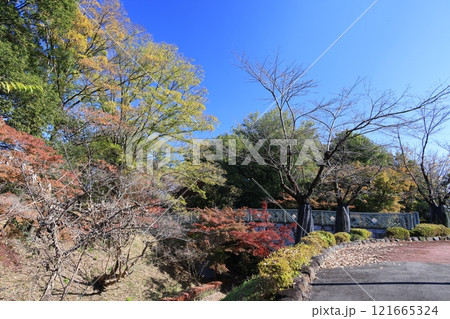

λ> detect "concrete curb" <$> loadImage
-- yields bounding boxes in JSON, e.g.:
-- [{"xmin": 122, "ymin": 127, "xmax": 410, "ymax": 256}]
[{"xmin": 276, "ymin": 235, "xmax": 450, "ymax": 301}]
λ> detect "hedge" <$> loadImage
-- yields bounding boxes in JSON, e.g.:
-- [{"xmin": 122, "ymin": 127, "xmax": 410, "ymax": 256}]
[
  {"xmin": 301, "ymin": 231, "xmax": 336, "ymax": 248},
  {"xmin": 334, "ymin": 232, "xmax": 351, "ymax": 244},
  {"xmin": 258, "ymin": 243, "xmax": 321, "ymax": 295},
  {"xmin": 385, "ymin": 227, "xmax": 410, "ymax": 240},
  {"xmin": 410, "ymin": 223, "xmax": 450, "ymax": 237},
  {"xmin": 226, "ymin": 227, "xmax": 404, "ymax": 300},
  {"xmin": 226, "ymin": 231, "xmax": 335, "ymax": 300},
  {"xmin": 350, "ymin": 228, "xmax": 372, "ymax": 241}
]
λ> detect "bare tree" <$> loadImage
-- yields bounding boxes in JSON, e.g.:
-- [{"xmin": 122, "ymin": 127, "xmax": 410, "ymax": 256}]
[
  {"xmin": 10, "ymin": 147, "xmax": 194, "ymax": 300},
  {"xmin": 239, "ymin": 54, "xmax": 450, "ymax": 242},
  {"xmin": 398, "ymin": 102, "xmax": 450, "ymax": 226}
]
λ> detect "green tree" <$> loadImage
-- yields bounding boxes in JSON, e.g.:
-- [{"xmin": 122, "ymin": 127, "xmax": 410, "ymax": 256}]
[
  {"xmin": 320, "ymin": 133, "xmax": 392, "ymax": 232},
  {"xmin": 58, "ymin": 0, "xmax": 224, "ymax": 200},
  {"xmin": 0, "ymin": 0, "xmax": 77, "ymax": 136}
]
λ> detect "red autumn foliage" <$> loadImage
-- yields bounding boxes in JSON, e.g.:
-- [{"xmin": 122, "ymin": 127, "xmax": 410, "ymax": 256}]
[
  {"xmin": 0, "ymin": 117, "xmax": 80, "ymax": 197},
  {"xmin": 70, "ymin": 107, "xmax": 125, "ymax": 137},
  {"xmin": 0, "ymin": 117, "xmax": 62, "ymax": 180},
  {"xmin": 189, "ymin": 204, "xmax": 294, "ymax": 274},
  {"xmin": 232, "ymin": 208, "xmax": 294, "ymax": 257}
]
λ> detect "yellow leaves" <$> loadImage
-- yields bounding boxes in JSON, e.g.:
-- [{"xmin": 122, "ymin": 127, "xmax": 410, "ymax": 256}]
[
  {"xmin": 65, "ymin": 9, "xmax": 99, "ymax": 55},
  {"xmin": 70, "ymin": 0, "xmax": 217, "ymax": 185},
  {"xmin": 369, "ymin": 167, "xmax": 417, "ymax": 212},
  {"xmin": 100, "ymin": 82, "xmax": 121, "ymax": 94},
  {"xmin": 374, "ymin": 168, "xmax": 411, "ymax": 194},
  {"xmin": 101, "ymin": 101, "xmax": 117, "ymax": 114},
  {"xmin": 73, "ymin": 10, "xmax": 94, "ymax": 34},
  {"xmin": 140, "ymin": 51, "xmax": 163, "ymax": 65},
  {"xmin": 168, "ymin": 90, "xmax": 183, "ymax": 102},
  {"xmin": 79, "ymin": 57, "xmax": 100, "ymax": 70}
]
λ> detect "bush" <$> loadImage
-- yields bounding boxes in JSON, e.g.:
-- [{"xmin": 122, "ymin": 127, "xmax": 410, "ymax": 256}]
[
  {"xmin": 258, "ymin": 255, "xmax": 294, "ymax": 293},
  {"xmin": 301, "ymin": 231, "xmax": 336, "ymax": 248},
  {"xmin": 350, "ymin": 234, "xmax": 364, "ymax": 241},
  {"xmin": 350, "ymin": 228, "xmax": 372, "ymax": 240},
  {"xmin": 257, "ymin": 243, "xmax": 321, "ymax": 295},
  {"xmin": 230, "ymin": 231, "xmax": 340, "ymax": 300},
  {"xmin": 385, "ymin": 227, "xmax": 410, "ymax": 240},
  {"xmin": 3, "ymin": 217, "xmax": 35, "ymax": 238},
  {"xmin": 230, "ymin": 231, "xmax": 339, "ymax": 300},
  {"xmin": 273, "ymin": 244, "xmax": 320, "ymax": 274},
  {"xmin": 410, "ymin": 223, "xmax": 450, "ymax": 237},
  {"xmin": 222, "ymin": 276, "xmax": 269, "ymax": 301},
  {"xmin": 334, "ymin": 232, "xmax": 351, "ymax": 244},
  {"xmin": 189, "ymin": 207, "xmax": 293, "ymax": 278}
]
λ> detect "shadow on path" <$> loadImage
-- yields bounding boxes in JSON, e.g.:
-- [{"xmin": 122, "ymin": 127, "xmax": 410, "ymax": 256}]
[{"xmin": 313, "ymin": 281, "xmax": 450, "ymax": 286}]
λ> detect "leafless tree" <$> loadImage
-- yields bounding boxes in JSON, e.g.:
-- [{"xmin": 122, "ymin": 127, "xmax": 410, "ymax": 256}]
[
  {"xmin": 239, "ymin": 54, "xmax": 450, "ymax": 242},
  {"xmin": 14, "ymin": 151, "xmax": 192, "ymax": 300},
  {"xmin": 397, "ymin": 101, "xmax": 450, "ymax": 226}
]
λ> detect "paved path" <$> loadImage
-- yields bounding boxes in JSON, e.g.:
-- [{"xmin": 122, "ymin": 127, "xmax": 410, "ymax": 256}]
[{"xmin": 310, "ymin": 241, "xmax": 450, "ymax": 301}]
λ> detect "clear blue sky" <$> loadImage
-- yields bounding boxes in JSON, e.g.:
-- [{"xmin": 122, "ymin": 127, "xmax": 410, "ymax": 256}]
[{"xmin": 122, "ymin": 0, "xmax": 450, "ymax": 140}]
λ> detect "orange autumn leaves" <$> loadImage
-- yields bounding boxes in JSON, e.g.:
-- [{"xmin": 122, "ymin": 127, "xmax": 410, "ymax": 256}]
[{"xmin": 0, "ymin": 117, "xmax": 79, "ymax": 198}]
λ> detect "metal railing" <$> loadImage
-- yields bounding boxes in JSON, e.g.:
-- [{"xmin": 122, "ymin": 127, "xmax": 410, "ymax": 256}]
[
  {"xmin": 158, "ymin": 209, "xmax": 420, "ymax": 230},
  {"xmin": 245, "ymin": 209, "xmax": 420, "ymax": 230}
]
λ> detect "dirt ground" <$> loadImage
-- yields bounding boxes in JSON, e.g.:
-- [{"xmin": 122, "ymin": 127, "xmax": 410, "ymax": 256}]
[{"xmin": 0, "ymin": 237, "xmax": 186, "ymax": 301}]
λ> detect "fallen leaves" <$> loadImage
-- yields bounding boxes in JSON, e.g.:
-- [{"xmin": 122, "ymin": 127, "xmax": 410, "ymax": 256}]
[{"xmin": 321, "ymin": 242, "xmax": 400, "ymax": 269}]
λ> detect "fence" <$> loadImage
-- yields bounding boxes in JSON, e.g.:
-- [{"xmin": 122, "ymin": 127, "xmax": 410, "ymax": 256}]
[
  {"xmin": 161, "ymin": 209, "xmax": 420, "ymax": 230},
  {"xmin": 244, "ymin": 209, "xmax": 420, "ymax": 230}
]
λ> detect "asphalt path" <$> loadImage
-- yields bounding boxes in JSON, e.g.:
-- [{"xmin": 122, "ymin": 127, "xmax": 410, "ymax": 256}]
[{"xmin": 310, "ymin": 242, "xmax": 450, "ymax": 301}]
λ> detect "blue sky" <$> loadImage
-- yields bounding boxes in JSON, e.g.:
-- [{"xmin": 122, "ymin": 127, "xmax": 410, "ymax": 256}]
[{"xmin": 122, "ymin": 0, "xmax": 450, "ymax": 141}]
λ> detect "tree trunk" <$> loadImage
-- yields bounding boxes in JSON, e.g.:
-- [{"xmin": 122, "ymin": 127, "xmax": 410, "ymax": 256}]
[
  {"xmin": 335, "ymin": 203, "xmax": 351, "ymax": 233},
  {"xmin": 430, "ymin": 204, "xmax": 448, "ymax": 226},
  {"xmin": 294, "ymin": 201, "xmax": 314, "ymax": 244}
]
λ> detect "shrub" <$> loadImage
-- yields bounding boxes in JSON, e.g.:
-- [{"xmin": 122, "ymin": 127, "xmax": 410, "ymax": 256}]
[
  {"xmin": 350, "ymin": 228, "xmax": 372, "ymax": 240},
  {"xmin": 222, "ymin": 276, "xmax": 269, "ymax": 301},
  {"xmin": 189, "ymin": 207, "xmax": 294, "ymax": 277},
  {"xmin": 258, "ymin": 255, "xmax": 294, "ymax": 293},
  {"xmin": 334, "ymin": 232, "xmax": 351, "ymax": 244},
  {"xmin": 231, "ymin": 231, "xmax": 339, "ymax": 300},
  {"xmin": 274, "ymin": 244, "xmax": 320, "ymax": 274},
  {"xmin": 257, "ymin": 243, "xmax": 321, "ymax": 295},
  {"xmin": 385, "ymin": 227, "xmax": 410, "ymax": 240},
  {"xmin": 350, "ymin": 233, "xmax": 364, "ymax": 241},
  {"xmin": 301, "ymin": 231, "xmax": 336, "ymax": 248},
  {"xmin": 410, "ymin": 223, "xmax": 450, "ymax": 237}
]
